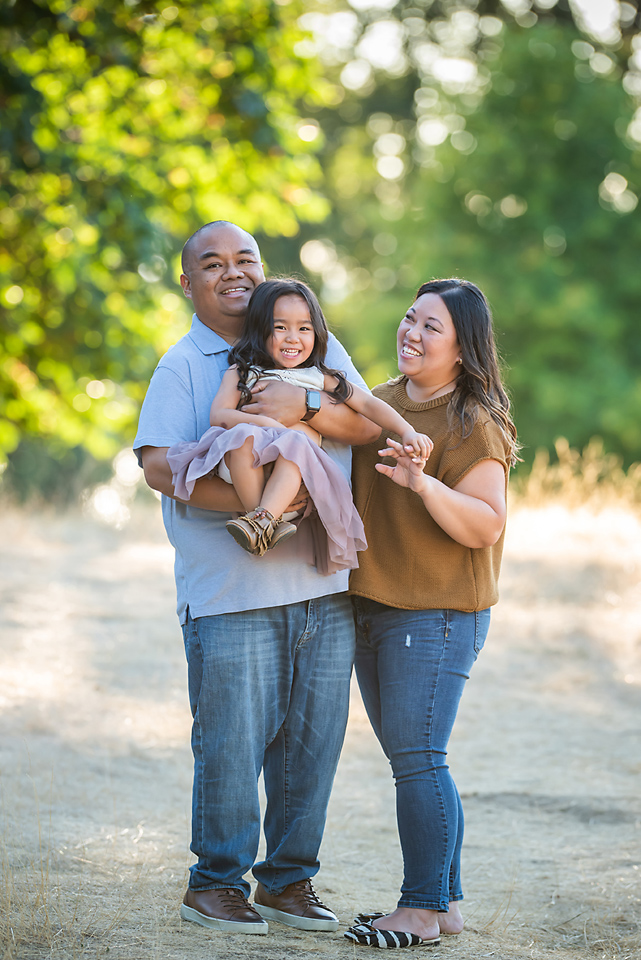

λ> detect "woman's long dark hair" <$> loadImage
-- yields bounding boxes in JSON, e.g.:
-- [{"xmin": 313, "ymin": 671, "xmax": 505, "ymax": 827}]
[
  {"xmin": 228, "ymin": 278, "xmax": 352, "ymax": 407},
  {"xmin": 413, "ymin": 279, "xmax": 520, "ymax": 466}
]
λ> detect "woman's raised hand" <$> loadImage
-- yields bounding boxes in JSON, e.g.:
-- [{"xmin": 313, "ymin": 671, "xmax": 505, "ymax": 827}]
[{"xmin": 376, "ymin": 436, "xmax": 430, "ymax": 491}]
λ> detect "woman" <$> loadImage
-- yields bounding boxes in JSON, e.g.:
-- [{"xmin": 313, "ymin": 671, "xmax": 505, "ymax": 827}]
[{"xmin": 346, "ymin": 279, "xmax": 519, "ymax": 948}]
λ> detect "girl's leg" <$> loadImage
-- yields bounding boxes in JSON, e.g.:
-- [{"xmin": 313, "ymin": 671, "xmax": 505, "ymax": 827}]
[
  {"xmin": 226, "ymin": 437, "xmax": 266, "ymax": 511},
  {"xmin": 354, "ymin": 600, "xmax": 490, "ymax": 938},
  {"xmin": 227, "ymin": 439, "xmax": 303, "ymax": 519},
  {"xmin": 259, "ymin": 456, "xmax": 303, "ymax": 519},
  {"xmin": 288, "ymin": 422, "xmax": 322, "ymax": 446}
]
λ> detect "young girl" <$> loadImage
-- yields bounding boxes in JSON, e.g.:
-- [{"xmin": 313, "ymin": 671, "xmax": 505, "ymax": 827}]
[{"xmin": 167, "ymin": 278, "xmax": 432, "ymax": 572}]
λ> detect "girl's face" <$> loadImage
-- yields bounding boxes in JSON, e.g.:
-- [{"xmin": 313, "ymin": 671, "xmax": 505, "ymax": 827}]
[
  {"xmin": 397, "ymin": 292, "xmax": 461, "ymax": 390},
  {"xmin": 266, "ymin": 295, "xmax": 316, "ymax": 368}
]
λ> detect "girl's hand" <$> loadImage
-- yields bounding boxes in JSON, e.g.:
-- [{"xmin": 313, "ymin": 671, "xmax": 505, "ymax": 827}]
[
  {"xmin": 400, "ymin": 429, "xmax": 433, "ymax": 464},
  {"xmin": 376, "ymin": 437, "xmax": 429, "ymax": 493}
]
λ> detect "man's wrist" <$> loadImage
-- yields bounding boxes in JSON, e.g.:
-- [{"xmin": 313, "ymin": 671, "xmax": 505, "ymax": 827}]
[{"xmin": 301, "ymin": 389, "xmax": 322, "ymax": 422}]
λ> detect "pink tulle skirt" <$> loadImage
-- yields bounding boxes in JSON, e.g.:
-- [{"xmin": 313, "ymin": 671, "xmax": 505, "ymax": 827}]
[{"xmin": 166, "ymin": 424, "xmax": 367, "ymax": 574}]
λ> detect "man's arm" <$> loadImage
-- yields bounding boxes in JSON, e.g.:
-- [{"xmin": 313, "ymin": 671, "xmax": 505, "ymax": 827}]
[
  {"xmin": 141, "ymin": 446, "xmax": 243, "ymax": 512},
  {"xmin": 210, "ymin": 368, "xmax": 284, "ymax": 431},
  {"xmin": 245, "ymin": 380, "xmax": 380, "ymax": 445}
]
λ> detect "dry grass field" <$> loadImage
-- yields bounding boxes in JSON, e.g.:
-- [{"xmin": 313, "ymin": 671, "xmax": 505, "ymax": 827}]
[{"xmin": 1, "ymin": 492, "xmax": 640, "ymax": 959}]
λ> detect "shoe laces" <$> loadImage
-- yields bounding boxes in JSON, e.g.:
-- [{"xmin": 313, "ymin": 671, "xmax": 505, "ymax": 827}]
[
  {"xmin": 291, "ymin": 879, "xmax": 324, "ymax": 905},
  {"xmin": 252, "ymin": 507, "xmax": 276, "ymax": 523},
  {"xmin": 219, "ymin": 887, "xmax": 252, "ymax": 909},
  {"xmin": 241, "ymin": 510, "xmax": 276, "ymax": 556}
]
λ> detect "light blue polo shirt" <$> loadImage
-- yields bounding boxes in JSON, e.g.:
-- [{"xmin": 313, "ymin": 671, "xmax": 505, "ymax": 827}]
[{"xmin": 134, "ymin": 314, "xmax": 368, "ymax": 623}]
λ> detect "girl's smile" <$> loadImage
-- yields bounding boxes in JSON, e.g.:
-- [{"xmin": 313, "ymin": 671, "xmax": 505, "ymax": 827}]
[{"xmin": 267, "ymin": 295, "xmax": 316, "ymax": 369}]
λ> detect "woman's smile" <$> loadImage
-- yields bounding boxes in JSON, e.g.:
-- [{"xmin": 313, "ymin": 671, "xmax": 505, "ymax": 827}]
[
  {"xmin": 397, "ymin": 292, "xmax": 461, "ymax": 400},
  {"xmin": 400, "ymin": 342, "xmax": 422, "ymax": 359}
]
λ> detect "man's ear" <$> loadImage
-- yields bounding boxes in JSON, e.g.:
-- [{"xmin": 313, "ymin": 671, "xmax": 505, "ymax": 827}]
[{"xmin": 180, "ymin": 273, "xmax": 192, "ymax": 300}]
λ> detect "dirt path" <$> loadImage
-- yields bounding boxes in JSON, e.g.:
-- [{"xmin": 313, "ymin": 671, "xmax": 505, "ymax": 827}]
[{"xmin": 1, "ymin": 501, "xmax": 640, "ymax": 960}]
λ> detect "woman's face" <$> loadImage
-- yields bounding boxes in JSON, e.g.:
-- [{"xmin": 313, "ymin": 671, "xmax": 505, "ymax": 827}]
[{"xmin": 397, "ymin": 292, "xmax": 461, "ymax": 389}]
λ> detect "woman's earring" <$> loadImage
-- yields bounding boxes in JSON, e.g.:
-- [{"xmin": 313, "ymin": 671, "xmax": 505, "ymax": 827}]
[{"xmin": 457, "ymin": 357, "xmax": 463, "ymax": 365}]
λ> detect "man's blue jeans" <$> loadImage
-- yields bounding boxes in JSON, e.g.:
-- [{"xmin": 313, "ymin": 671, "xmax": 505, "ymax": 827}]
[
  {"xmin": 181, "ymin": 593, "xmax": 355, "ymax": 896},
  {"xmin": 353, "ymin": 598, "xmax": 490, "ymax": 911}
]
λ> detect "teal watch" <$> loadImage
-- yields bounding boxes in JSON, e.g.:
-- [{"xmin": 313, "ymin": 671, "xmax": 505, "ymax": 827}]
[{"xmin": 301, "ymin": 389, "xmax": 322, "ymax": 422}]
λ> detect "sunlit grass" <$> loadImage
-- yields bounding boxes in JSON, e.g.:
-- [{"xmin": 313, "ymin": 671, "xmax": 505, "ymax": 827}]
[
  {"xmin": 511, "ymin": 437, "xmax": 641, "ymax": 511},
  {"xmin": 1, "ymin": 476, "xmax": 640, "ymax": 958}
]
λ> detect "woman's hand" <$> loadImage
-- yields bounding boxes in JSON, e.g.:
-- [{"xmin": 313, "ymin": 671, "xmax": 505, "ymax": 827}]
[
  {"xmin": 375, "ymin": 437, "xmax": 428, "ymax": 493},
  {"xmin": 377, "ymin": 442, "xmax": 507, "ymax": 548}
]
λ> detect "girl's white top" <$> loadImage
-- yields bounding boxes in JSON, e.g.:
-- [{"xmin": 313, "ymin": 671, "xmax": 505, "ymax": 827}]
[{"xmin": 245, "ymin": 366, "xmax": 325, "ymax": 391}]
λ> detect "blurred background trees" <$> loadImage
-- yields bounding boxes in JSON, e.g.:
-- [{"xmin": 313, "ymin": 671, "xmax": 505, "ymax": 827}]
[{"xmin": 1, "ymin": 0, "xmax": 641, "ymax": 500}]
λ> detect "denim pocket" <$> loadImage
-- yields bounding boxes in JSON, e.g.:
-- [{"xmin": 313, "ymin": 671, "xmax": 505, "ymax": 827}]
[
  {"xmin": 352, "ymin": 596, "xmax": 372, "ymax": 648},
  {"xmin": 473, "ymin": 608, "xmax": 491, "ymax": 656}
]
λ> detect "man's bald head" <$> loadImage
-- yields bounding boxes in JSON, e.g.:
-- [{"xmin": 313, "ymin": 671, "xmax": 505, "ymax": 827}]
[
  {"xmin": 179, "ymin": 220, "xmax": 265, "ymax": 339},
  {"xmin": 181, "ymin": 221, "xmax": 260, "ymax": 274}
]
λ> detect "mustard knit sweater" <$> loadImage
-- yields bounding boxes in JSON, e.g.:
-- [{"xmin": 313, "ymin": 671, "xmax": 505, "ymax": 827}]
[{"xmin": 350, "ymin": 379, "xmax": 510, "ymax": 612}]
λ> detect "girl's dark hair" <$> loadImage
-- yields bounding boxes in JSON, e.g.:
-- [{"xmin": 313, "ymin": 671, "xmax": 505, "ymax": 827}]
[
  {"xmin": 413, "ymin": 279, "xmax": 520, "ymax": 466},
  {"xmin": 228, "ymin": 278, "xmax": 352, "ymax": 406}
]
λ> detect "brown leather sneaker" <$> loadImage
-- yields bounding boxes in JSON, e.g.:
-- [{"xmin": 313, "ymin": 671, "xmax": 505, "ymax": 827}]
[
  {"xmin": 180, "ymin": 887, "xmax": 269, "ymax": 934},
  {"xmin": 254, "ymin": 879, "xmax": 339, "ymax": 931}
]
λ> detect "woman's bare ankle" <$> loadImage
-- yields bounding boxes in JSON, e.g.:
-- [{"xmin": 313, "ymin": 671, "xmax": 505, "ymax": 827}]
[
  {"xmin": 438, "ymin": 901, "xmax": 464, "ymax": 935},
  {"xmin": 372, "ymin": 907, "xmax": 440, "ymax": 940}
]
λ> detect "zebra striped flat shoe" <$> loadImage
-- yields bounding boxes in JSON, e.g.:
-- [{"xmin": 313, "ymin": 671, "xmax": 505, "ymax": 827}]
[{"xmin": 344, "ymin": 919, "xmax": 440, "ymax": 948}]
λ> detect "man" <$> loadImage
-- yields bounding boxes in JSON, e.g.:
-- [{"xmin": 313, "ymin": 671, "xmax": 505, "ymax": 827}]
[{"xmin": 135, "ymin": 221, "xmax": 377, "ymax": 935}]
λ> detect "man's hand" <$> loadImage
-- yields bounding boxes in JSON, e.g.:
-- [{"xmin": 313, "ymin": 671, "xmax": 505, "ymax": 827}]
[
  {"xmin": 243, "ymin": 380, "xmax": 306, "ymax": 427},
  {"xmin": 287, "ymin": 483, "xmax": 310, "ymax": 515},
  {"xmin": 245, "ymin": 380, "xmax": 379, "ymax": 445}
]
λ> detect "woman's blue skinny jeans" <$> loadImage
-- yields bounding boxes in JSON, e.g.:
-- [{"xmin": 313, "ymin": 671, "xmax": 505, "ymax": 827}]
[{"xmin": 353, "ymin": 598, "xmax": 490, "ymax": 912}]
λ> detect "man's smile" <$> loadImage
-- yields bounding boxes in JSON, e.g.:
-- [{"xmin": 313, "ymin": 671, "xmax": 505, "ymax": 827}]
[{"xmin": 220, "ymin": 286, "xmax": 249, "ymax": 297}]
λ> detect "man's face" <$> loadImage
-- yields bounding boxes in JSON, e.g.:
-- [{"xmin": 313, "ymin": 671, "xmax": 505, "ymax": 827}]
[{"xmin": 180, "ymin": 224, "xmax": 265, "ymax": 335}]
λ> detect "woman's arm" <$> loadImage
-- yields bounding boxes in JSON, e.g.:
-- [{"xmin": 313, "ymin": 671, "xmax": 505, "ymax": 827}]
[
  {"xmin": 210, "ymin": 367, "xmax": 284, "ymax": 431},
  {"xmin": 330, "ymin": 379, "xmax": 433, "ymax": 461},
  {"xmin": 376, "ymin": 439, "xmax": 507, "ymax": 549}
]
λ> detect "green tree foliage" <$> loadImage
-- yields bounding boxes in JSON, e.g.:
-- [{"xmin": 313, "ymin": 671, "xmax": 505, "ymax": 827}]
[
  {"xmin": 282, "ymin": 4, "xmax": 641, "ymax": 463},
  {"xmin": 0, "ymin": 0, "xmax": 332, "ymax": 468},
  {"xmin": 3, "ymin": 0, "xmax": 641, "ymax": 494}
]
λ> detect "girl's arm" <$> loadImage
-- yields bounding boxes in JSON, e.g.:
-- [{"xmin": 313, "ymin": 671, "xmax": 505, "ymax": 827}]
[
  {"xmin": 325, "ymin": 377, "xmax": 433, "ymax": 462},
  {"xmin": 243, "ymin": 380, "xmax": 380, "ymax": 444},
  {"xmin": 210, "ymin": 368, "xmax": 284, "ymax": 431},
  {"xmin": 376, "ymin": 438, "xmax": 507, "ymax": 549}
]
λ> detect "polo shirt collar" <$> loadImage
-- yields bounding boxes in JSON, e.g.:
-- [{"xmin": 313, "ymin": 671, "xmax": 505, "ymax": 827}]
[{"xmin": 187, "ymin": 314, "xmax": 232, "ymax": 355}]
